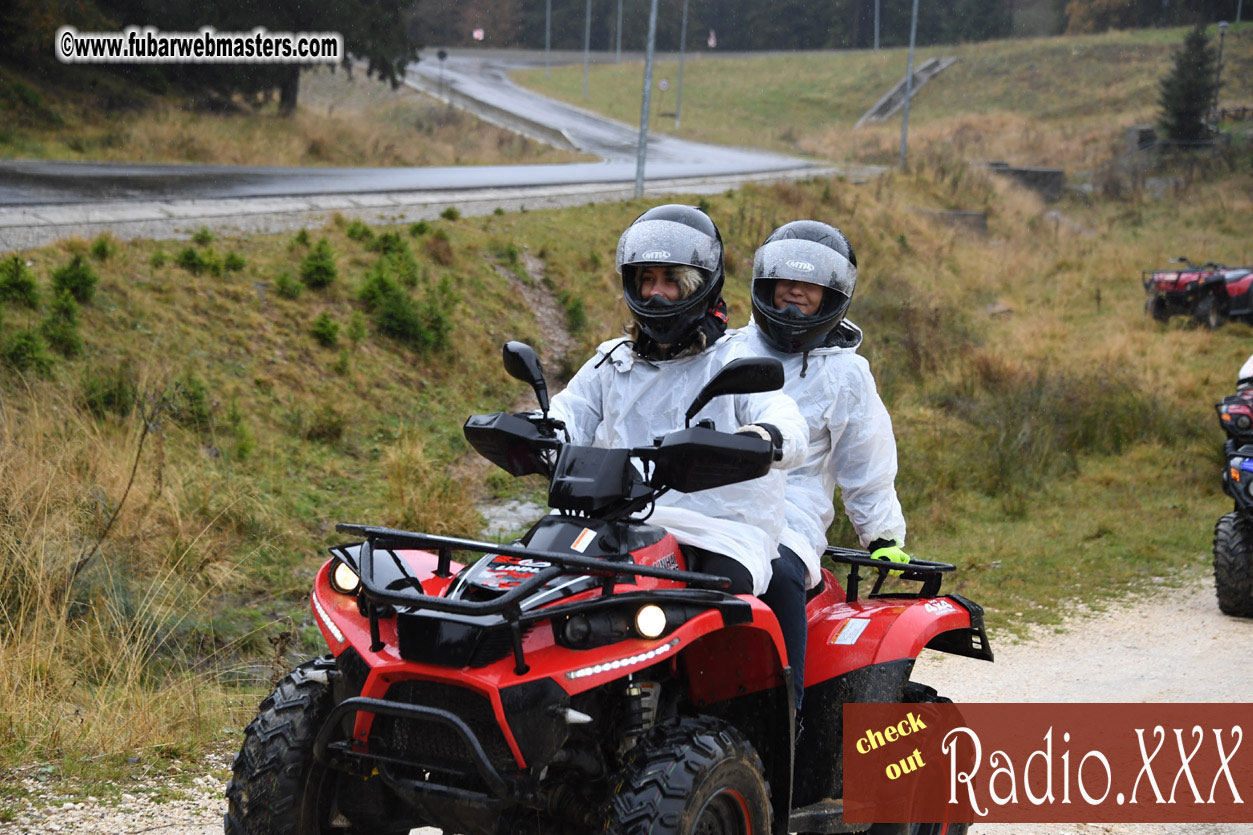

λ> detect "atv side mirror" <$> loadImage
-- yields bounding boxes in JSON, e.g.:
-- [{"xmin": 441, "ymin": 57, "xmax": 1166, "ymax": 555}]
[
  {"xmin": 685, "ymin": 357, "xmax": 785, "ymax": 426},
  {"xmin": 502, "ymin": 341, "xmax": 549, "ymax": 415}
]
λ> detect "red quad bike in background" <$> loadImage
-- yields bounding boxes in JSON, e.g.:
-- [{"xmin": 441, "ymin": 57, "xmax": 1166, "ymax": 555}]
[
  {"xmin": 1143, "ymin": 255, "xmax": 1253, "ymax": 329},
  {"xmin": 226, "ymin": 342, "xmax": 993, "ymax": 835},
  {"xmin": 1214, "ymin": 387, "xmax": 1253, "ymax": 617}
]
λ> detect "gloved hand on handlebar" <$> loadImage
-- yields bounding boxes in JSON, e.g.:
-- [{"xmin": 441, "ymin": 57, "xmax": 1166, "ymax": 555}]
[
  {"xmin": 514, "ymin": 410, "xmax": 566, "ymax": 439},
  {"xmin": 868, "ymin": 539, "xmax": 911, "ymax": 578},
  {"xmin": 735, "ymin": 422, "xmax": 784, "ymax": 461}
]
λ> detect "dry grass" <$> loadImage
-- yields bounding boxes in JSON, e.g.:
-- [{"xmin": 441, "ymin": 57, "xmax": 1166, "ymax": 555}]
[{"xmin": 0, "ymin": 64, "xmax": 586, "ymax": 167}]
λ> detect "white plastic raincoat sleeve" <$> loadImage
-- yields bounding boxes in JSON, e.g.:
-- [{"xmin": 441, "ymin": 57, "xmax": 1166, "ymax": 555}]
[
  {"xmin": 547, "ymin": 353, "xmax": 606, "ymax": 446},
  {"xmin": 735, "ymin": 388, "xmax": 808, "ymax": 471},
  {"xmin": 1240, "ymin": 353, "xmax": 1253, "ymax": 387},
  {"xmin": 821, "ymin": 356, "xmax": 906, "ymax": 548}
]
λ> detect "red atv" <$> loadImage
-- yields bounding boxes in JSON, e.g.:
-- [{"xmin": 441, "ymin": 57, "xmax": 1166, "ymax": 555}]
[
  {"xmin": 1143, "ymin": 256, "xmax": 1253, "ymax": 329},
  {"xmin": 226, "ymin": 342, "xmax": 993, "ymax": 835},
  {"xmin": 1214, "ymin": 387, "xmax": 1253, "ymax": 617}
]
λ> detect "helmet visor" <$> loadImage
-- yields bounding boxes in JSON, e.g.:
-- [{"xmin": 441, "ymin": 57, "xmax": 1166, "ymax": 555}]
[
  {"xmin": 616, "ymin": 219, "xmax": 723, "ymax": 275},
  {"xmin": 752, "ymin": 238, "xmax": 856, "ymax": 296}
]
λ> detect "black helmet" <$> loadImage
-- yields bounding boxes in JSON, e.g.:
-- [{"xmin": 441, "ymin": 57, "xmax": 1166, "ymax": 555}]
[
  {"xmin": 751, "ymin": 220, "xmax": 858, "ymax": 353},
  {"xmin": 617, "ymin": 204, "xmax": 724, "ymax": 345}
]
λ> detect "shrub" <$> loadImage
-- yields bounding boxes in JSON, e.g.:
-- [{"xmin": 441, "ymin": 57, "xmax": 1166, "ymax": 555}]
[
  {"xmin": 303, "ymin": 404, "xmax": 345, "ymax": 443},
  {"xmin": 1, "ymin": 329, "xmax": 54, "ymax": 375},
  {"xmin": 425, "ymin": 228, "xmax": 454, "ymax": 266},
  {"xmin": 223, "ymin": 252, "xmax": 246, "ymax": 272},
  {"xmin": 51, "ymin": 254, "xmax": 99, "ymax": 304},
  {"xmin": 409, "ymin": 221, "xmax": 429, "ymax": 237},
  {"xmin": 493, "ymin": 207, "xmax": 505, "ymax": 216},
  {"xmin": 192, "ymin": 227, "xmax": 215, "ymax": 245},
  {"xmin": 346, "ymin": 311, "xmax": 368, "ymax": 345},
  {"xmin": 168, "ymin": 371, "xmax": 212, "ymax": 430},
  {"xmin": 1158, "ymin": 25, "xmax": 1219, "ymax": 143},
  {"xmin": 345, "ymin": 219, "xmax": 374, "ymax": 242},
  {"xmin": 300, "ymin": 239, "xmax": 337, "ymax": 289},
  {"xmin": 440, "ymin": 206, "xmax": 461, "ymax": 221},
  {"xmin": 0, "ymin": 255, "xmax": 39, "ymax": 308},
  {"xmin": 175, "ymin": 247, "xmax": 223, "ymax": 277},
  {"xmin": 562, "ymin": 292, "xmax": 586, "ymax": 335},
  {"xmin": 274, "ymin": 270, "xmax": 303, "ymax": 299},
  {"xmin": 150, "ymin": 250, "xmax": 167, "ymax": 269},
  {"xmin": 81, "ymin": 362, "xmax": 138, "ymax": 418},
  {"xmin": 41, "ymin": 291, "xmax": 83, "ymax": 356},
  {"xmin": 292, "ymin": 228, "xmax": 311, "ymax": 247},
  {"xmin": 358, "ymin": 263, "xmax": 449, "ymax": 352},
  {"xmin": 697, "ymin": 197, "xmax": 712, "ymax": 214},
  {"xmin": 90, "ymin": 234, "xmax": 117, "ymax": 261},
  {"xmin": 332, "ymin": 349, "xmax": 350, "ymax": 376},
  {"xmin": 310, "ymin": 312, "xmax": 340, "ymax": 347},
  {"xmin": 368, "ymin": 231, "xmax": 407, "ymax": 256}
]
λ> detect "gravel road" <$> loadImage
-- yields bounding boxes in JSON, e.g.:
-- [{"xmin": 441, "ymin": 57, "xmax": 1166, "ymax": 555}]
[{"xmin": 5, "ymin": 574, "xmax": 1249, "ymax": 835}]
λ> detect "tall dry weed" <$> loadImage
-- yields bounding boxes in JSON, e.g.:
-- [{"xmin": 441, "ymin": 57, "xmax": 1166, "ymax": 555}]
[{"xmin": 384, "ymin": 432, "xmax": 482, "ymax": 538}]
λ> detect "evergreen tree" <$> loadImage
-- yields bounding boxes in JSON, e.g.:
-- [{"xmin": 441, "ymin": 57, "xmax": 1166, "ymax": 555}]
[{"xmin": 1157, "ymin": 24, "xmax": 1219, "ymax": 142}]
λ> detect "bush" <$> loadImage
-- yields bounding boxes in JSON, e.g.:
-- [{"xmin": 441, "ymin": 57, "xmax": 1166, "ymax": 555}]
[
  {"xmin": 223, "ymin": 252, "xmax": 246, "ymax": 272},
  {"xmin": 150, "ymin": 250, "xmax": 167, "ymax": 269},
  {"xmin": 425, "ymin": 228, "xmax": 454, "ymax": 266},
  {"xmin": 561, "ymin": 292, "xmax": 586, "ymax": 335},
  {"xmin": 346, "ymin": 311, "xmax": 368, "ymax": 345},
  {"xmin": 303, "ymin": 404, "xmax": 345, "ymax": 443},
  {"xmin": 292, "ymin": 228, "xmax": 311, "ymax": 247},
  {"xmin": 90, "ymin": 234, "xmax": 117, "ymax": 261},
  {"xmin": 357, "ymin": 263, "xmax": 450, "ymax": 352},
  {"xmin": 81, "ymin": 362, "xmax": 138, "ymax": 418},
  {"xmin": 51, "ymin": 254, "xmax": 99, "ymax": 304},
  {"xmin": 440, "ymin": 206, "xmax": 461, "ymax": 221},
  {"xmin": 168, "ymin": 372, "xmax": 212, "ymax": 430},
  {"xmin": 1, "ymin": 329, "xmax": 54, "ymax": 375},
  {"xmin": 300, "ymin": 239, "xmax": 337, "ymax": 289},
  {"xmin": 368, "ymin": 231, "xmax": 406, "ymax": 256},
  {"xmin": 493, "ymin": 207, "xmax": 505, "ymax": 216},
  {"xmin": 41, "ymin": 291, "xmax": 83, "ymax": 357},
  {"xmin": 274, "ymin": 270, "xmax": 303, "ymax": 299},
  {"xmin": 310, "ymin": 312, "xmax": 340, "ymax": 347},
  {"xmin": 0, "ymin": 255, "xmax": 39, "ymax": 308},
  {"xmin": 409, "ymin": 221, "xmax": 429, "ymax": 237},
  {"xmin": 192, "ymin": 227, "xmax": 215, "ymax": 245},
  {"xmin": 345, "ymin": 219, "xmax": 374, "ymax": 242},
  {"xmin": 175, "ymin": 247, "xmax": 223, "ymax": 277}
]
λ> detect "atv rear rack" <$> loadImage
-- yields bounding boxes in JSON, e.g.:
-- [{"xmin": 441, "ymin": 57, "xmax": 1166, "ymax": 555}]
[{"xmin": 824, "ymin": 546, "xmax": 955, "ymax": 602}]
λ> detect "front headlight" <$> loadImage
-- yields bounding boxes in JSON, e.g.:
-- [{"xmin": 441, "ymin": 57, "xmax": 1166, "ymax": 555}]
[
  {"xmin": 330, "ymin": 561, "xmax": 361, "ymax": 595},
  {"xmin": 634, "ymin": 605, "xmax": 667, "ymax": 639}
]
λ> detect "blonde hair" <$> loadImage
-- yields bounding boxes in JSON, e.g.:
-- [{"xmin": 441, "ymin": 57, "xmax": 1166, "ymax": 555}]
[{"xmin": 630, "ymin": 264, "xmax": 705, "ymax": 299}]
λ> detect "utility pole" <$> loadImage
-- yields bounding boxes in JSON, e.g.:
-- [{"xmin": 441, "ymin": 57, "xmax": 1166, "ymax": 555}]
[
  {"xmin": 898, "ymin": 0, "xmax": 919, "ymax": 168},
  {"xmin": 545, "ymin": 0, "xmax": 551, "ymax": 79},
  {"xmin": 583, "ymin": 0, "xmax": 593, "ymax": 98},
  {"xmin": 635, "ymin": 0, "xmax": 660, "ymax": 198},
  {"xmin": 675, "ymin": 0, "xmax": 689, "ymax": 130},
  {"xmin": 1213, "ymin": 21, "xmax": 1228, "ymax": 124},
  {"xmin": 875, "ymin": 0, "xmax": 880, "ymax": 51},
  {"xmin": 617, "ymin": 0, "xmax": 623, "ymax": 63}
]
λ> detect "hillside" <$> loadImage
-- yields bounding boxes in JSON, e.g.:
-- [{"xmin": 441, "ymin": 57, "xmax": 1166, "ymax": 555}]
[
  {"xmin": 0, "ymin": 62, "xmax": 585, "ymax": 167},
  {"xmin": 0, "ymin": 153, "xmax": 1250, "ymax": 792},
  {"xmin": 514, "ymin": 25, "xmax": 1253, "ymax": 169}
]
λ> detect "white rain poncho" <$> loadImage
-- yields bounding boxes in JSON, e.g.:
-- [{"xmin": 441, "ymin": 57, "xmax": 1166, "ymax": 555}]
[
  {"xmin": 548, "ymin": 334, "xmax": 808, "ymax": 594},
  {"xmin": 1240, "ymin": 354, "xmax": 1253, "ymax": 388},
  {"xmin": 738, "ymin": 321, "xmax": 905, "ymax": 588}
]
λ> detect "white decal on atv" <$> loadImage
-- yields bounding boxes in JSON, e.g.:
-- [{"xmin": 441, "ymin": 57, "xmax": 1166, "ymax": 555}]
[
  {"xmin": 640, "ymin": 249, "xmax": 671, "ymax": 261},
  {"xmin": 654, "ymin": 552, "xmax": 678, "ymax": 571},
  {"xmin": 830, "ymin": 618, "xmax": 870, "ymax": 646},
  {"xmin": 924, "ymin": 599, "xmax": 957, "ymax": 616},
  {"xmin": 786, "ymin": 259, "xmax": 815, "ymax": 272},
  {"xmin": 571, "ymin": 528, "xmax": 597, "ymax": 553}
]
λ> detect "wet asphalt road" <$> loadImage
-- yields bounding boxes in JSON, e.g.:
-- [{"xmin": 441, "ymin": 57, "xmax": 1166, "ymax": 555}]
[{"xmin": 0, "ymin": 50, "xmax": 816, "ymax": 207}]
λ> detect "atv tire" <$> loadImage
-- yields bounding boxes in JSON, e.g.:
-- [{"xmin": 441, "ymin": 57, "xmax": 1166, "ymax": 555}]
[
  {"xmin": 1148, "ymin": 295, "xmax": 1170, "ymax": 324},
  {"xmin": 607, "ymin": 716, "xmax": 771, "ymax": 835},
  {"xmin": 861, "ymin": 684, "xmax": 968, "ymax": 835},
  {"xmin": 1214, "ymin": 512, "xmax": 1253, "ymax": 618},
  {"xmin": 1194, "ymin": 294, "xmax": 1227, "ymax": 330},
  {"xmin": 224, "ymin": 656, "xmax": 410, "ymax": 835}
]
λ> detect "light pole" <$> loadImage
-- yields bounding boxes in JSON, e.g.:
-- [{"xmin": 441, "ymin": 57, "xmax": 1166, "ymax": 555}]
[
  {"xmin": 635, "ymin": 0, "xmax": 660, "ymax": 198},
  {"xmin": 675, "ymin": 0, "xmax": 689, "ymax": 130},
  {"xmin": 616, "ymin": 0, "xmax": 623, "ymax": 63},
  {"xmin": 1213, "ymin": 21, "xmax": 1228, "ymax": 125},
  {"xmin": 898, "ymin": 0, "xmax": 919, "ymax": 168},
  {"xmin": 583, "ymin": 0, "xmax": 592, "ymax": 99},
  {"xmin": 545, "ymin": 0, "xmax": 551, "ymax": 79},
  {"xmin": 875, "ymin": 0, "xmax": 880, "ymax": 51}
]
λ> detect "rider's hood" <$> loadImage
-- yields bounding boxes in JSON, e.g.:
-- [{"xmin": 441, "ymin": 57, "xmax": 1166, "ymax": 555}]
[{"xmin": 739, "ymin": 317, "xmax": 863, "ymax": 355}]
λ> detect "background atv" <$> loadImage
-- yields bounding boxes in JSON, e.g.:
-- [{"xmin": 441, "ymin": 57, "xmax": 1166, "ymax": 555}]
[
  {"xmin": 226, "ymin": 342, "xmax": 992, "ymax": 835},
  {"xmin": 1143, "ymin": 256, "xmax": 1253, "ymax": 329},
  {"xmin": 1214, "ymin": 389, "xmax": 1253, "ymax": 618}
]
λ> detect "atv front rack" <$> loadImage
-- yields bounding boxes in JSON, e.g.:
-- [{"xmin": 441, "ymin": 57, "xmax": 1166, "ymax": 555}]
[
  {"xmin": 824, "ymin": 546, "xmax": 955, "ymax": 602},
  {"xmin": 333, "ymin": 523, "xmax": 747, "ymax": 674}
]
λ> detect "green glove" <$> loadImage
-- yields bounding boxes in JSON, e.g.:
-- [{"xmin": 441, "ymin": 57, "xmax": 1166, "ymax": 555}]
[{"xmin": 870, "ymin": 544, "xmax": 911, "ymax": 577}]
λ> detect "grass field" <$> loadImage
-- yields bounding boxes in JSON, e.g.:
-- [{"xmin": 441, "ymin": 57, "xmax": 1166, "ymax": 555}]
[
  {"xmin": 515, "ymin": 25, "xmax": 1253, "ymax": 169},
  {"xmin": 0, "ymin": 63, "xmax": 587, "ymax": 167},
  {"xmin": 0, "ymin": 143, "xmax": 1250, "ymax": 795}
]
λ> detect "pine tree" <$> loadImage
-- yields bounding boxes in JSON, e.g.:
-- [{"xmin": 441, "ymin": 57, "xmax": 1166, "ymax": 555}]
[{"xmin": 1158, "ymin": 24, "xmax": 1219, "ymax": 143}]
